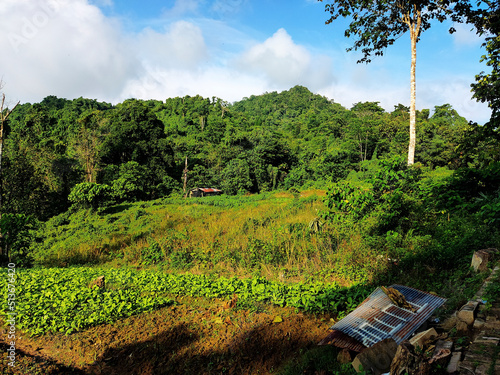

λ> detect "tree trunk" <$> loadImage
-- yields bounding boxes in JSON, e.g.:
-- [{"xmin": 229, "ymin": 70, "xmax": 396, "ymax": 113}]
[
  {"xmin": 408, "ymin": 29, "xmax": 417, "ymax": 166},
  {"xmin": 406, "ymin": 7, "xmax": 421, "ymax": 166},
  {"xmin": 182, "ymin": 156, "xmax": 188, "ymax": 198}
]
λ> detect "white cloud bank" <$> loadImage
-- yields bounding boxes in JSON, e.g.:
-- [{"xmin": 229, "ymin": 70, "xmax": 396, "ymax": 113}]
[
  {"xmin": 236, "ymin": 28, "xmax": 335, "ymax": 90},
  {"xmin": 1, "ymin": 0, "xmax": 138, "ymax": 101},
  {"xmin": 136, "ymin": 21, "xmax": 208, "ymax": 70},
  {"xmin": 0, "ymin": 0, "xmax": 491, "ymax": 124}
]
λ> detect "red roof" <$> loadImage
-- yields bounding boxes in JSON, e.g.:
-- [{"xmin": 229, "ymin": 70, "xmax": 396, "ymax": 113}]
[{"xmin": 198, "ymin": 188, "xmax": 222, "ymax": 193}]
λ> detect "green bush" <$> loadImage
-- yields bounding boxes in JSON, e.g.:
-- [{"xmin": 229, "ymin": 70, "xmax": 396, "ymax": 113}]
[
  {"xmin": 0, "ymin": 213, "xmax": 38, "ymax": 266},
  {"xmin": 141, "ymin": 238, "xmax": 164, "ymax": 265},
  {"xmin": 111, "ymin": 161, "xmax": 148, "ymax": 202},
  {"xmin": 220, "ymin": 158, "xmax": 253, "ymax": 195},
  {"xmin": 68, "ymin": 182, "xmax": 115, "ymax": 210},
  {"xmin": 322, "ymin": 180, "xmax": 374, "ymax": 223},
  {"xmin": 156, "ymin": 175, "xmax": 182, "ymax": 197}
]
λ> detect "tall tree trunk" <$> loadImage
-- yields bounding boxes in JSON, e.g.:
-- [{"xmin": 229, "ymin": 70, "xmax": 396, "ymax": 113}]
[
  {"xmin": 406, "ymin": 7, "xmax": 421, "ymax": 166},
  {"xmin": 182, "ymin": 156, "xmax": 188, "ymax": 198},
  {"xmin": 408, "ymin": 31, "xmax": 417, "ymax": 166}
]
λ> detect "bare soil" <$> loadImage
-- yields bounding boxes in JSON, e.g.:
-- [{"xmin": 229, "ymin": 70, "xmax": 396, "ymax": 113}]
[{"xmin": 0, "ymin": 295, "xmax": 335, "ymax": 375}]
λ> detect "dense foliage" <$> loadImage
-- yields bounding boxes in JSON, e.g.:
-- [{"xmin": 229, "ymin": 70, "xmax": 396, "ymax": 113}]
[{"xmin": 2, "ymin": 86, "xmax": 473, "ymax": 224}]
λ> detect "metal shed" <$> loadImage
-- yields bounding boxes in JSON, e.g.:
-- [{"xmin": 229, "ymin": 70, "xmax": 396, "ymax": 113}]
[{"xmin": 189, "ymin": 188, "xmax": 223, "ymax": 198}]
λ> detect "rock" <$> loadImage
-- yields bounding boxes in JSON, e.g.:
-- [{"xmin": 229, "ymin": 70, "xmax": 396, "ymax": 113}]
[
  {"xmin": 471, "ymin": 248, "xmax": 498, "ymax": 272},
  {"xmin": 433, "ymin": 339, "xmax": 453, "ymax": 353},
  {"xmin": 337, "ymin": 348, "xmax": 352, "ymax": 364},
  {"xmin": 457, "ymin": 300, "xmax": 479, "ymax": 326},
  {"xmin": 429, "ymin": 340, "xmax": 452, "ymax": 365},
  {"xmin": 446, "ymin": 352, "xmax": 461, "ymax": 373},
  {"xmin": 89, "ymin": 275, "xmax": 105, "ymax": 290},
  {"xmin": 456, "ymin": 320, "xmax": 469, "ymax": 335},
  {"xmin": 473, "ymin": 317, "xmax": 486, "ymax": 330},
  {"xmin": 390, "ymin": 341, "xmax": 431, "ymax": 375},
  {"xmin": 440, "ymin": 316, "xmax": 458, "ymax": 331},
  {"xmin": 475, "ymin": 364, "xmax": 490, "ymax": 375},
  {"xmin": 473, "ymin": 336, "xmax": 500, "ymax": 345},
  {"xmin": 472, "ymin": 250, "xmax": 491, "ymax": 272},
  {"xmin": 352, "ymin": 338, "xmax": 397, "ymax": 374},
  {"xmin": 485, "ymin": 316, "xmax": 500, "ymax": 329},
  {"xmin": 409, "ymin": 328, "xmax": 438, "ymax": 350}
]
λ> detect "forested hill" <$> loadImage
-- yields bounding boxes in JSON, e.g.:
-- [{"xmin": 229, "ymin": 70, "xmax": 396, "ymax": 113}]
[{"xmin": 4, "ymin": 85, "xmax": 470, "ymax": 221}]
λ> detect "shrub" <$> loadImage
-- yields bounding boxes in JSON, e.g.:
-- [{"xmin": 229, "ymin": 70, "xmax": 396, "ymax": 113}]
[
  {"xmin": 0, "ymin": 213, "xmax": 38, "ymax": 266},
  {"xmin": 68, "ymin": 182, "xmax": 115, "ymax": 210},
  {"xmin": 111, "ymin": 161, "xmax": 149, "ymax": 202}
]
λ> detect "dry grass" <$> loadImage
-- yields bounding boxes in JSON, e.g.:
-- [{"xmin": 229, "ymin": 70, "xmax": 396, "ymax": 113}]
[{"xmin": 38, "ymin": 190, "xmax": 379, "ymax": 286}]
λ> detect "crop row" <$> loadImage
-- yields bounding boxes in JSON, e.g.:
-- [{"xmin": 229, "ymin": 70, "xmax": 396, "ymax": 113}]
[{"xmin": 2, "ymin": 267, "xmax": 371, "ymax": 336}]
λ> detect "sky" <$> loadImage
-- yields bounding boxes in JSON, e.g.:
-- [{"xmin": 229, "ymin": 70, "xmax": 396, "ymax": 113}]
[{"xmin": 0, "ymin": 0, "xmax": 492, "ymax": 123}]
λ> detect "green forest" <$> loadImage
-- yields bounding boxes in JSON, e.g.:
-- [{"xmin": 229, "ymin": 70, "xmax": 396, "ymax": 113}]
[
  {"xmin": 2, "ymin": 86, "xmax": 494, "ymax": 220},
  {"xmin": 1, "ymin": 84, "xmax": 499, "ymax": 282}
]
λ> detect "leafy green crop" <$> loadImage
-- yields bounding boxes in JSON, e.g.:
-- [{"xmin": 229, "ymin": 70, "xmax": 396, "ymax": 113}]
[
  {"xmin": 1, "ymin": 267, "xmax": 370, "ymax": 337},
  {"xmin": 1, "ymin": 267, "xmax": 173, "ymax": 336}
]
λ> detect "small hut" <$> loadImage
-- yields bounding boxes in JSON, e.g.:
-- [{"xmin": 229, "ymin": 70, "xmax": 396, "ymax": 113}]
[{"xmin": 189, "ymin": 188, "xmax": 223, "ymax": 198}]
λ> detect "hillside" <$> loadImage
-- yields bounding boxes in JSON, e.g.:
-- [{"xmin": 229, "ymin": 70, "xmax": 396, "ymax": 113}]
[
  {"xmin": 1, "ymin": 86, "xmax": 499, "ymax": 374},
  {"xmin": 3, "ymin": 86, "xmax": 471, "ymax": 222}
]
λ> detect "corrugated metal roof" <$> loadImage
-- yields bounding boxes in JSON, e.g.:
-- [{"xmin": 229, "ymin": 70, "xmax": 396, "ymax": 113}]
[
  {"xmin": 318, "ymin": 329, "xmax": 366, "ymax": 352},
  {"xmin": 198, "ymin": 188, "xmax": 222, "ymax": 193},
  {"xmin": 322, "ymin": 285, "xmax": 446, "ymax": 350}
]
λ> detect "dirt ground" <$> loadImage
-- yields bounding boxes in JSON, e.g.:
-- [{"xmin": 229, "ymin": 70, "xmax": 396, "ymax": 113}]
[{"xmin": 0, "ymin": 295, "xmax": 336, "ymax": 375}]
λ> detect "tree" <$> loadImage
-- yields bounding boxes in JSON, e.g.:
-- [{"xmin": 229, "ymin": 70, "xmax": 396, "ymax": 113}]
[
  {"xmin": 111, "ymin": 161, "xmax": 149, "ymax": 202},
  {"xmin": 99, "ymin": 99, "xmax": 175, "ymax": 194},
  {"xmin": 320, "ymin": 0, "xmax": 470, "ymax": 165},
  {"xmin": 0, "ymin": 213, "xmax": 37, "ymax": 264},
  {"xmin": 70, "ymin": 110, "xmax": 107, "ymax": 183},
  {"xmin": 450, "ymin": 2, "xmax": 500, "ymax": 166},
  {"xmin": 221, "ymin": 159, "xmax": 253, "ymax": 195},
  {"xmin": 0, "ymin": 81, "xmax": 19, "ymax": 258},
  {"xmin": 350, "ymin": 102, "xmax": 385, "ymax": 163},
  {"xmin": 68, "ymin": 182, "xmax": 114, "ymax": 210},
  {"xmin": 468, "ymin": 1, "xmax": 500, "ymax": 126},
  {"xmin": 0, "ymin": 81, "xmax": 19, "ymax": 215}
]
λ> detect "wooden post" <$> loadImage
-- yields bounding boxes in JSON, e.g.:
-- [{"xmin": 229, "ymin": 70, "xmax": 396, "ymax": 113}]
[{"xmin": 182, "ymin": 156, "xmax": 188, "ymax": 198}]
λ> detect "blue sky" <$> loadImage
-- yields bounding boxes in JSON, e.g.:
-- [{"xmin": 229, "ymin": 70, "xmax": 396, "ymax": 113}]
[{"xmin": 0, "ymin": 0, "xmax": 491, "ymax": 123}]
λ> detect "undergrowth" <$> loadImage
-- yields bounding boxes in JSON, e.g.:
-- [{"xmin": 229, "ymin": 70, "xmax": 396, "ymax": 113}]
[{"xmin": 29, "ymin": 190, "xmax": 384, "ymax": 286}]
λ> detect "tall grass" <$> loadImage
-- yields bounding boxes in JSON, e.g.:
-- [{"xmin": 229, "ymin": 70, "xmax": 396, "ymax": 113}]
[{"xmin": 31, "ymin": 190, "xmax": 383, "ymax": 286}]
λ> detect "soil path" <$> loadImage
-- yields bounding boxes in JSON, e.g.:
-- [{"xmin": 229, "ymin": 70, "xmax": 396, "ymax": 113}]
[{"xmin": 1, "ymin": 296, "xmax": 334, "ymax": 374}]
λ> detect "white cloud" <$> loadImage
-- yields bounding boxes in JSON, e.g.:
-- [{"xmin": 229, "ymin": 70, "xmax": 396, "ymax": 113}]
[
  {"xmin": 318, "ymin": 73, "xmax": 491, "ymax": 124},
  {"xmin": 120, "ymin": 65, "xmax": 267, "ymax": 103},
  {"xmin": 163, "ymin": 0, "xmax": 200, "ymax": 18},
  {"xmin": 236, "ymin": 28, "xmax": 335, "ymax": 90},
  {"xmin": 90, "ymin": 0, "xmax": 113, "ymax": 7},
  {"xmin": 137, "ymin": 21, "xmax": 208, "ymax": 69},
  {"xmin": 0, "ymin": 0, "xmax": 138, "ymax": 102},
  {"xmin": 419, "ymin": 78, "xmax": 491, "ymax": 123},
  {"xmin": 122, "ymin": 27, "xmax": 336, "ymax": 104},
  {"xmin": 453, "ymin": 23, "xmax": 483, "ymax": 47}
]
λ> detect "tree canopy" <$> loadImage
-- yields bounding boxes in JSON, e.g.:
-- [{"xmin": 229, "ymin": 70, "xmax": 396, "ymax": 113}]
[{"xmin": 0, "ymin": 86, "xmax": 482, "ymax": 221}]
